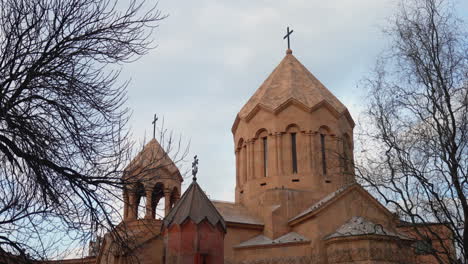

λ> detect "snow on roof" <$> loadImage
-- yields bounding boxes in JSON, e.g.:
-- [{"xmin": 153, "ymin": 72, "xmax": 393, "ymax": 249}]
[{"xmin": 324, "ymin": 216, "xmax": 409, "ymax": 240}]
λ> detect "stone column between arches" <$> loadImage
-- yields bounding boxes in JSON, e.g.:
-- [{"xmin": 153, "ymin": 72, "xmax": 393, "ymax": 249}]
[
  {"xmin": 276, "ymin": 132, "xmax": 283, "ymax": 175},
  {"xmin": 127, "ymin": 193, "xmax": 137, "ymax": 220},
  {"xmin": 306, "ymin": 131, "xmax": 314, "ymax": 173},
  {"xmin": 246, "ymin": 140, "xmax": 251, "ymax": 182},
  {"xmin": 123, "ymin": 191, "xmax": 129, "ymax": 220},
  {"xmin": 249, "ymin": 139, "xmax": 256, "ymax": 180},
  {"xmin": 242, "ymin": 144, "xmax": 247, "ymax": 185},
  {"xmin": 235, "ymin": 149, "xmax": 240, "ymax": 187},
  {"xmin": 145, "ymin": 188, "xmax": 153, "ymax": 219},
  {"xmin": 164, "ymin": 189, "xmax": 171, "ymax": 216}
]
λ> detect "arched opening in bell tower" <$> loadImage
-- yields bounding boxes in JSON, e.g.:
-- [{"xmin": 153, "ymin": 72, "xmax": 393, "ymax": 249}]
[
  {"xmin": 134, "ymin": 182, "xmax": 146, "ymax": 219},
  {"xmin": 152, "ymin": 183, "xmax": 165, "ymax": 219}
]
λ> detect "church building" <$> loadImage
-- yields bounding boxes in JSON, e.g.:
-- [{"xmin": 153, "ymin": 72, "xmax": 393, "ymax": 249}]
[{"xmin": 50, "ymin": 48, "xmax": 453, "ymax": 264}]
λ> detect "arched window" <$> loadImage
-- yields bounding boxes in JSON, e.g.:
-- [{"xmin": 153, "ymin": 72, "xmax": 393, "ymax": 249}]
[
  {"xmin": 320, "ymin": 133, "xmax": 327, "ymax": 175},
  {"xmin": 256, "ymin": 129, "xmax": 269, "ymax": 178},
  {"xmin": 291, "ymin": 133, "xmax": 298, "ymax": 174},
  {"xmin": 318, "ymin": 126, "xmax": 331, "ymax": 177},
  {"xmin": 262, "ymin": 136, "xmax": 268, "ymax": 177},
  {"xmin": 285, "ymin": 124, "xmax": 300, "ymax": 174}
]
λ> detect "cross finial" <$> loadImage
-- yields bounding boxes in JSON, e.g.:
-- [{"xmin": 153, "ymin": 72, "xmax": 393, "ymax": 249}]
[
  {"xmin": 283, "ymin": 26, "xmax": 294, "ymax": 52},
  {"xmin": 151, "ymin": 114, "xmax": 158, "ymax": 139},
  {"xmin": 192, "ymin": 155, "xmax": 199, "ymax": 181}
]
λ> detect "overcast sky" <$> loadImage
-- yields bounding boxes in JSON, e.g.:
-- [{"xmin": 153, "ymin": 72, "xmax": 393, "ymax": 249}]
[{"xmin": 119, "ymin": 0, "xmax": 468, "ymax": 202}]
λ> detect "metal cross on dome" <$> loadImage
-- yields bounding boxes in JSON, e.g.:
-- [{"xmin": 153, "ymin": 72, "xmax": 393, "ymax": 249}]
[
  {"xmin": 152, "ymin": 114, "xmax": 158, "ymax": 139},
  {"xmin": 283, "ymin": 26, "xmax": 294, "ymax": 50},
  {"xmin": 192, "ymin": 155, "xmax": 199, "ymax": 181}
]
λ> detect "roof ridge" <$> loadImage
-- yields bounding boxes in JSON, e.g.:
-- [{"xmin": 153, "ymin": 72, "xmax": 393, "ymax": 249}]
[{"xmin": 288, "ymin": 183, "xmax": 357, "ymax": 224}]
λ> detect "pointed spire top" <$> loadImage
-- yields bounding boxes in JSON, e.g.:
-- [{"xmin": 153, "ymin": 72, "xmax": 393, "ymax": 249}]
[{"xmin": 192, "ymin": 155, "xmax": 199, "ymax": 181}]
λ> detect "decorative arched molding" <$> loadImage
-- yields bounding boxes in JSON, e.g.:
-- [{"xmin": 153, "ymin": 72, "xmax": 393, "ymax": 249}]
[
  {"xmin": 233, "ymin": 99, "xmax": 355, "ymax": 129},
  {"xmin": 285, "ymin": 123, "xmax": 300, "ymax": 133},
  {"xmin": 237, "ymin": 138, "xmax": 244, "ymax": 151},
  {"xmin": 318, "ymin": 125, "xmax": 331, "ymax": 135},
  {"xmin": 254, "ymin": 128, "xmax": 269, "ymax": 139}
]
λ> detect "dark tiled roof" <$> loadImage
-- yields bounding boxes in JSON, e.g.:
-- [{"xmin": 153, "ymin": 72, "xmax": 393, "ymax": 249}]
[{"xmin": 163, "ymin": 180, "xmax": 226, "ymax": 231}]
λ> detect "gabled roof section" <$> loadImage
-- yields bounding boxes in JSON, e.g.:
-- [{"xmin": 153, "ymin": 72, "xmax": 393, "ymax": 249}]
[
  {"xmin": 123, "ymin": 138, "xmax": 182, "ymax": 181},
  {"xmin": 289, "ymin": 183, "xmax": 394, "ymax": 226},
  {"xmin": 237, "ymin": 51, "xmax": 349, "ymax": 121},
  {"xmin": 324, "ymin": 216, "xmax": 410, "ymax": 240},
  {"xmin": 234, "ymin": 232, "xmax": 309, "ymax": 249},
  {"xmin": 162, "ymin": 180, "xmax": 226, "ymax": 231},
  {"xmin": 289, "ymin": 183, "xmax": 355, "ymax": 224},
  {"xmin": 212, "ymin": 200, "xmax": 264, "ymax": 227}
]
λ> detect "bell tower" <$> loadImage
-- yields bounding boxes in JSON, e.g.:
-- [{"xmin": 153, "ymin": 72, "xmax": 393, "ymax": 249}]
[
  {"xmin": 122, "ymin": 138, "xmax": 183, "ymax": 221},
  {"xmin": 232, "ymin": 49, "xmax": 355, "ymax": 227}
]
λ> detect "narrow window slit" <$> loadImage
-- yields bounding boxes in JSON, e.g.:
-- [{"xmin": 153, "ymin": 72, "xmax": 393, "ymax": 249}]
[
  {"xmin": 320, "ymin": 134, "xmax": 327, "ymax": 175},
  {"xmin": 291, "ymin": 133, "xmax": 298, "ymax": 173},
  {"xmin": 262, "ymin": 137, "xmax": 268, "ymax": 177}
]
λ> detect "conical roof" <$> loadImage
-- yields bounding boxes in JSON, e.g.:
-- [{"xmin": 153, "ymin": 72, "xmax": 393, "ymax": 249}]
[
  {"xmin": 238, "ymin": 50, "xmax": 348, "ymax": 120},
  {"xmin": 123, "ymin": 138, "xmax": 181, "ymax": 180},
  {"xmin": 162, "ymin": 180, "xmax": 226, "ymax": 231}
]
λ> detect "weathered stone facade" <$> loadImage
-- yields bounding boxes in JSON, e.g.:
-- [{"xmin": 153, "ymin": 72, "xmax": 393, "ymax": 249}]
[{"xmin": 50, "ymin": 49, "xmax": 453, "ymax": 264}]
